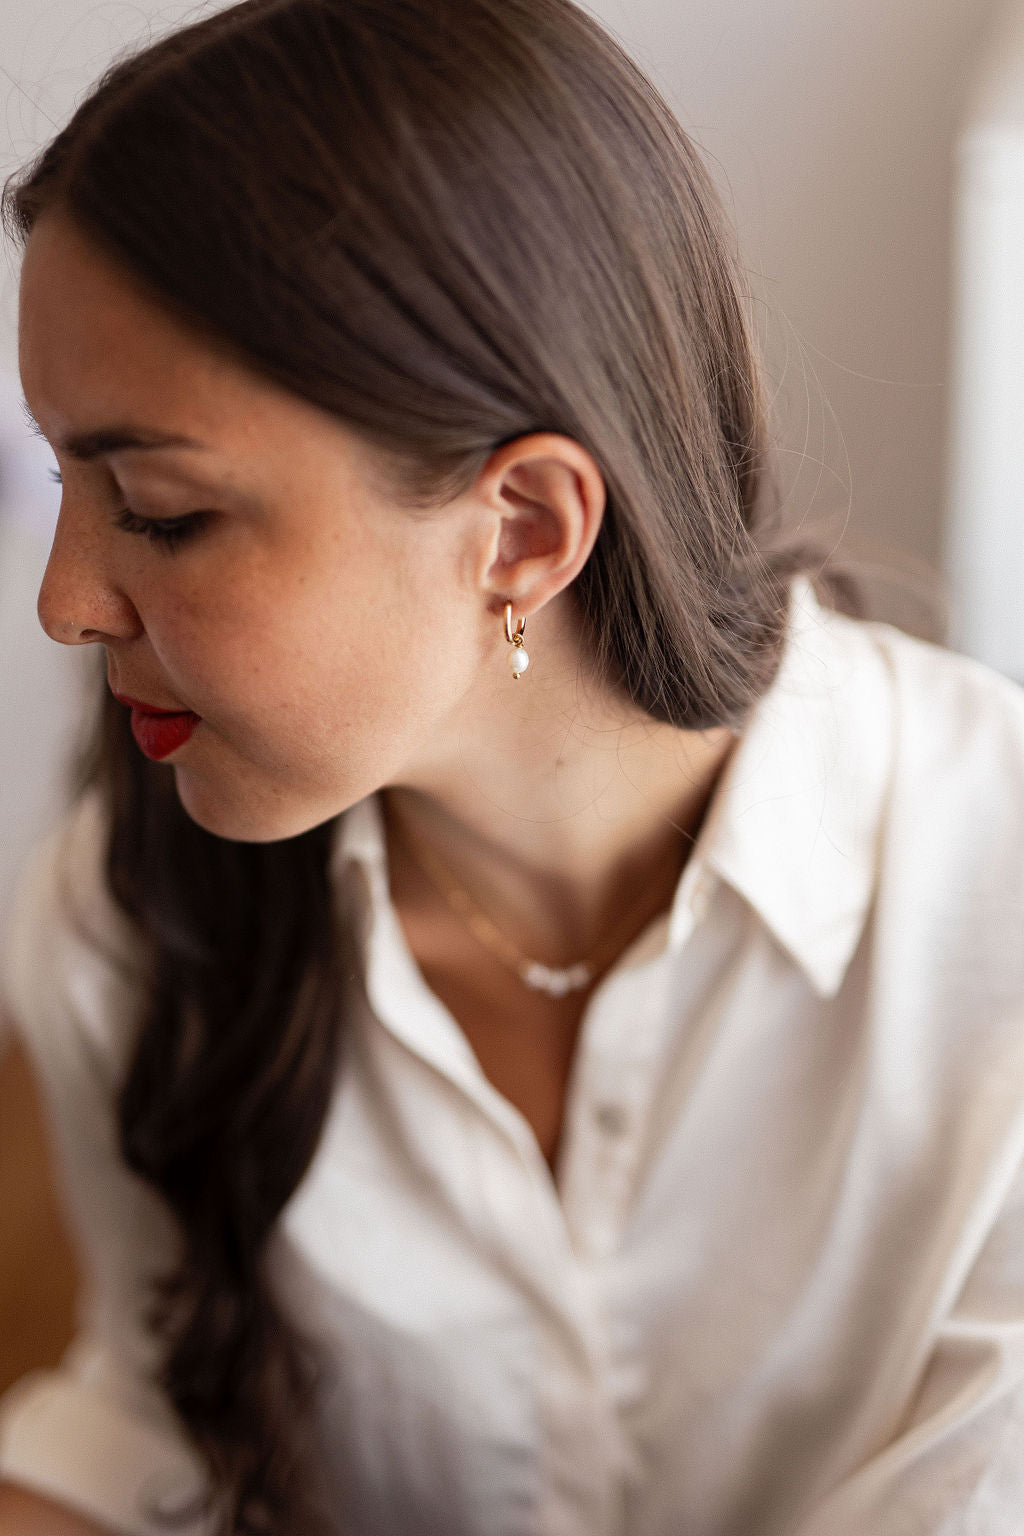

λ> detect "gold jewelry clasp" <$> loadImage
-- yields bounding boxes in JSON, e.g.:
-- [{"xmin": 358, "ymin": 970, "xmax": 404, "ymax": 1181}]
[{"xmin": 504, "ymin": 602, "xmax": 526, "ymax": 646}]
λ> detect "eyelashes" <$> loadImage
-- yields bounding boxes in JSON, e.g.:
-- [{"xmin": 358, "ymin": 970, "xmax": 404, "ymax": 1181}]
[
  {"xmin": 112, "ymin": 507, "xmax": 208, "ymax": 552},
  {"xmin": 48, "ymin": 468, "xmax": 208, "ymax": 554}
]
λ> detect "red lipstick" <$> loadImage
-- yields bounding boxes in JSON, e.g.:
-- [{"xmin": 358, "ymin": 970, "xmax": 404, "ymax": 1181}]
[{"xmin": 112, "ymin": 691, "xmax": 200, "ymax": 762}]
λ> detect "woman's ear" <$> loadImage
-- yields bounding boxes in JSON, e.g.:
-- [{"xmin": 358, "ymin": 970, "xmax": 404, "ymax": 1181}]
[{"xmin": 474, "ymin": 433, "xmax": 606, "ymax": 617}]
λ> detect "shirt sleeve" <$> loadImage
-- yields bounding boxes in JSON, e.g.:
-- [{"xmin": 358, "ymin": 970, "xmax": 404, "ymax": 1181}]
[
  {"xmin": 794, "ymin": 1134, "xmax": 1024, "ymax": 1536},
  {"xmin": 0, "ymin": 796, "xmax": 215, "ymax": 1535}
]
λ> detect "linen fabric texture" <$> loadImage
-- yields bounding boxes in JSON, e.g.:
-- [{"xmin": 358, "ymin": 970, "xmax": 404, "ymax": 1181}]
[{"xmin": 2, "ymin": 576, "xmax": 1024, "ymax": 1536}]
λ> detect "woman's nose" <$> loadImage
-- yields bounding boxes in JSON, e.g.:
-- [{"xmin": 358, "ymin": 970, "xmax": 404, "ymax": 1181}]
[{"xmin": 36, "ymin": 510, "xmax": 143, "ymax": 646}]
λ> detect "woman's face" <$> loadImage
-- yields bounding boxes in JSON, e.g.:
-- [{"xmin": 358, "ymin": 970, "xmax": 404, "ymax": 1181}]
[{"xmin": 18, "ymin": 209, "xmax": 510, "ymax": 841}]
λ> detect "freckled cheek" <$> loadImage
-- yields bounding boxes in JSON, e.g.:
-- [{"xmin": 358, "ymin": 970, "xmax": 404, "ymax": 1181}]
[
  {"xmin": 140, "ymin": 601, "xmax": 260, "ymax": 723},
  {"xmin": 151, "ymin": 588, "xmax": 409, "ymax": 745}
]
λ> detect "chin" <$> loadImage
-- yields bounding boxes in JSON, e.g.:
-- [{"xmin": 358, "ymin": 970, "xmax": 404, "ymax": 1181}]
[{"xmin": 172, "ymin": 767, "xmax": 335, "ymax": 844}]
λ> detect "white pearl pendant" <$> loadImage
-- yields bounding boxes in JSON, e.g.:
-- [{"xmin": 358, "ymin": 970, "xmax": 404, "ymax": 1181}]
[
  {"xmin": 520, "ymin": 960, "xmax": 593, "ymax": 996},
  {"xmin": 507, "ymin": 646, "xmax": 530, "ymax": 677}
]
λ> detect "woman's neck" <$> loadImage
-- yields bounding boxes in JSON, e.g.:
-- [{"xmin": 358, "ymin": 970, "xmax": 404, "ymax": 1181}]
[{"xmin": 382, "ymin": 607, "xmax": 739, "ymax": 967}]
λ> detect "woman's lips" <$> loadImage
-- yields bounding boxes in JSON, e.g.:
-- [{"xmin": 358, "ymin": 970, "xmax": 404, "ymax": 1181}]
[
  {"xmin": 130, "ymin": 709, "xmax": 199, "ymax": 760},
  {"xmin": 112, "ymin": 691, "xmax": 200, "ymax": 762}
]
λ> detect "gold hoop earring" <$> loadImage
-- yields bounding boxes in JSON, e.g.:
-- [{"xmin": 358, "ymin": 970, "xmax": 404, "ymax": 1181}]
[{"xmin": 503, "ymin": 602, "xmax": 529, "ymax": 678}]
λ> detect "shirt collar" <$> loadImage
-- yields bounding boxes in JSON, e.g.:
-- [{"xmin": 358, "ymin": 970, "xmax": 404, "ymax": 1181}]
[
  {"xmin": 695, "ymin": 575, "xmax": 892, "ymax": 997},
  {"xmin": 331, "ymin": 575, "xmax": 892, "ymax": 1003}
]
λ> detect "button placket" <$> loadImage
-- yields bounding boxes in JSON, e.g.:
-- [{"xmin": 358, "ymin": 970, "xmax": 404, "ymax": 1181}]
[{"xmin": 559, "ymin": 960, "xmax": 675, "ymax": 1262}]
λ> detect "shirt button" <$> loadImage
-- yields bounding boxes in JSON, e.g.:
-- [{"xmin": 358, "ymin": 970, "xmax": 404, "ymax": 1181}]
[{"xmin": 594, "ymin": 1102, "xmax": 628, "ymax": 1137}]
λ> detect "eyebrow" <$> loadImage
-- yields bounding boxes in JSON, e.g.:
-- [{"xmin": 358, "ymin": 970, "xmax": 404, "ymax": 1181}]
[{"xmin": 20, "ymin": 399, "xmax": 206, "ymax": 460}]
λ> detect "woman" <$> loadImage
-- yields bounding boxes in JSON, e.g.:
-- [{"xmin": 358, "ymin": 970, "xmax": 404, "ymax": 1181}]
[{"xmin": 1, "ymin": 0, "xmax": 1023, "ymax": 1532}]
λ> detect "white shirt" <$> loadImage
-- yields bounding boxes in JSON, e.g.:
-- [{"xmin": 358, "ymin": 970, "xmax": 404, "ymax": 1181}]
[{"xmin": 3, "ymin": 575, "xmax": 1024, "ymax": 1536}]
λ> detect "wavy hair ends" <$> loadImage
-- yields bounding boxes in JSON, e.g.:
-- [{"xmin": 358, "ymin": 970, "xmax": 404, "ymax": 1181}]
[{"xmin": 4, "ymin": 0, "xmax": 859, "ymax": 1529}]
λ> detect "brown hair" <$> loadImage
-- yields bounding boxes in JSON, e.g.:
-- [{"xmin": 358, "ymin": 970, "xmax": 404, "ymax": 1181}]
[{"xmin": 4, "ymin": 0, "xmax": 861, "ymax": 1529}]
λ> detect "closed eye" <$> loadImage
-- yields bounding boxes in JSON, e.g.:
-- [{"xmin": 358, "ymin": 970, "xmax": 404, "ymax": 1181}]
[
  {"xmin": 48, "ymin": 469, "xmax": 208, "ymax": 553},
  {"xmin": 112, "ymin": 507, "xmax": 208, "ymax": 552}
]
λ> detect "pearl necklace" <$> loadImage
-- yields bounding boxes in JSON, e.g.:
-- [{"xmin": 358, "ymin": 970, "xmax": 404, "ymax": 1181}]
[{"xmin": 396, "ymin": 823, "xmax": 660, "ymax": 999}]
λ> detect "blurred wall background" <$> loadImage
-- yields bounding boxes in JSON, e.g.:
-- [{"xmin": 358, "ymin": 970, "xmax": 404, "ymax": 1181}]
[{"xmin": 0, "ymin": 0, "xmax": 1012, "ymax": 934}]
